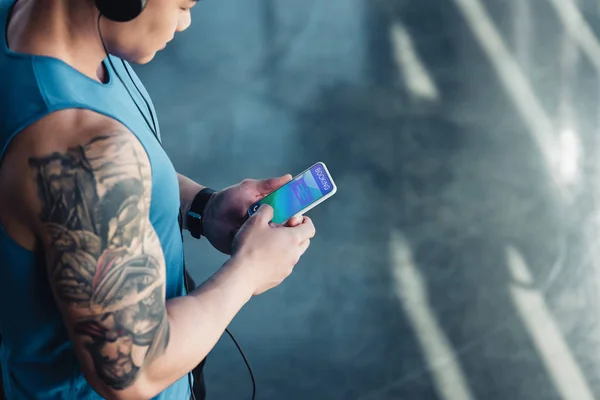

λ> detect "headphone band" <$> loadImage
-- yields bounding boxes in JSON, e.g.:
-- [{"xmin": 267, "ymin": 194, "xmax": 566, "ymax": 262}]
[{"xmin": 95, "ymin": 0, "xmax": 147, "ymax": 22}]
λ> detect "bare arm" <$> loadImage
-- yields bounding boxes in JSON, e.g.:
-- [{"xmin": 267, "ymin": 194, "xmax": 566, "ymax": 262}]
[
  {"xmin": 28, "ymin": 129, "xmax": 253, "ymax": 399},
  {"xmin": 177, "ymin": 173, "xmax": 205, "ymax": 231}
]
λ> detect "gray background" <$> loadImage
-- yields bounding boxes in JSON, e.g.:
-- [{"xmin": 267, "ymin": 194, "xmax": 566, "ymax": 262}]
[{"xmin": 136, "ymin": 0, "xmax": 600, "ymax": 398}]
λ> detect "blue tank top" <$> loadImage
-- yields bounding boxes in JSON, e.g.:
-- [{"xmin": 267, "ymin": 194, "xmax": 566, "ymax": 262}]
[{"xmin": 0, "ymin": 0, "xmax": 190, "ymax": 398}]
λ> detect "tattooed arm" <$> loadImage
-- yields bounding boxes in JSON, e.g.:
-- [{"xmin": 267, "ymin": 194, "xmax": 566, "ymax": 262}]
[
  {"xmin": 22, "ymin": 122, "xmax": 255, "ymax": 400},
  {"xmin": 28, "ymin": 129, "xmax": 173, "ymax": 395}
]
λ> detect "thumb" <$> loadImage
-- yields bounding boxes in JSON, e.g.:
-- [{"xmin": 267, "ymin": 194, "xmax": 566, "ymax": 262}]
[
  {"xmin": 259, "ymin": 174, "xmax": 292, "ymax": 195},
  {"xmin": 253, "ymin": 204, "xmax": 274, "ymax": 223}
]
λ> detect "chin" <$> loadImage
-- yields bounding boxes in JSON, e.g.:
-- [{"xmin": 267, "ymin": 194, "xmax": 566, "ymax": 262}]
[
  {"xmin": 138, "ymin": 53, "xmax": 157, "ymax": 64},
  {"xmin": 111, "ymin": 47, "xmax": 157, "ymax": 65},
  {"xmin": 131, "ymin": 52, "xmax": 157, "ymax": 65}
]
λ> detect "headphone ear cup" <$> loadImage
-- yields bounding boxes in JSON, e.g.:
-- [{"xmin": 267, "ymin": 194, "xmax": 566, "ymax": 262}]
[{"xmin": 95, "ymin": 0, "xmax": 147, "ymax": 22}]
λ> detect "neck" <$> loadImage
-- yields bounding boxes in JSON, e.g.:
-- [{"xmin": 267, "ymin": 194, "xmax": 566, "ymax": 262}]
[{"xmin": 7, "ymin": 0, "xmax": 107, "ymax": 81}]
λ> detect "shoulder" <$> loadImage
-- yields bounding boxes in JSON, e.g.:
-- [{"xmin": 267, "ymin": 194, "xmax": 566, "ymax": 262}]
[
  {"xmin": 16, "ymin": 109, "xmax": 138, "ymax": 156},
  {"xmin": 0, "ymin": 109, "xmax": 149, "ymax": 242}
]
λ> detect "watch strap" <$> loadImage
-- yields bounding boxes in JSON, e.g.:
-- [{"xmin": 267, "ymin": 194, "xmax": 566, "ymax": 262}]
[{"xmin": 187, "ymin": 188, "xmax": 216, "ymax": 239}]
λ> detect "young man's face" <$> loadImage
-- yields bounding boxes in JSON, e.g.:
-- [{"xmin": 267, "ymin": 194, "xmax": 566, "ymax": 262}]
[{"xmin": 101, "ymin": 0, "xmax": 197, "ymax": 64}]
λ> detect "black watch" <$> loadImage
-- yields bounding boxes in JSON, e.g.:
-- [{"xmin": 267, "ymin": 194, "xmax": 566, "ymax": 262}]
[{"xmin": 187, "ymin": 188, "xmax": 217, "ymax": 239}]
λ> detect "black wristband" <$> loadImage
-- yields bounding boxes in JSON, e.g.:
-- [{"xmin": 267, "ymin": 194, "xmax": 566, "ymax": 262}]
[{"xmin": 187, "ymin": 188, "xmax": 217, "ymax": 239}]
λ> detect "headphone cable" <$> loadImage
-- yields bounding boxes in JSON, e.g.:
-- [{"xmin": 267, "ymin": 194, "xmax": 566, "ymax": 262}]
[
  {"xmin": 183, "ymin": 277, "xmax": 256, "ymax": 400},
  {"xmin": 97, "ymin": 15, "xmax": 256, "ymax": 400},
  {"xmin": 225, "ymin": 328, "xmax": 257, "ymax": 400},
  {"xmin": 96, "ymin": 14, "xmax": 158, "ymax": 140}
]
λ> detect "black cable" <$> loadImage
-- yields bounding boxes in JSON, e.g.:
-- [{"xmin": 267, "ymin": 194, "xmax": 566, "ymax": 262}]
[
  {"xmin": 184, "ymin": 275, "xmax": 257, "ymax": 400},
  {"xmin": 225, "ymin": 328, "xmax": 256, "ymax": 400},
  {"xmin": 96, "ymin": 13, "xmax": 198, "ymax": 398},
  {"xmin": 183, "ymin": 272, "xmax": 199, "ymax": 400},
  {"xmin": 97, "ymin": 13, "xmax": 256, "ymax": 400},
  {"xmin": 97, "ymin": 15, "xmax": 158, "ymax": 141},
  {"xmin": 120, "ymin": 59, "xmax": 158, "ymax": 135}
]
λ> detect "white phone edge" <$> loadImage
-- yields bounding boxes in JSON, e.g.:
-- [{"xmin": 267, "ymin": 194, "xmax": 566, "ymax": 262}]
[
  {"xmin": 247, "ymin": 161, "xmax": 337, "ymax": 221},
  {"xmin": 285, "ymin": 161, "xmax": 337, "ymax": 223}
]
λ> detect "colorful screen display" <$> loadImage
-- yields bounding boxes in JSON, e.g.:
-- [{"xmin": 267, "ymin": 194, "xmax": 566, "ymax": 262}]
[{"xmin": 249, "ymin": 163, "xmax": 334, "ymax": 224}]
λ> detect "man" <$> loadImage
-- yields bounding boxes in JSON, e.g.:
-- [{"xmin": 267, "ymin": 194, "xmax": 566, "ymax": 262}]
[{"xmin": 0, "ymin": 0, "xmax": 316, "ymax": 399}]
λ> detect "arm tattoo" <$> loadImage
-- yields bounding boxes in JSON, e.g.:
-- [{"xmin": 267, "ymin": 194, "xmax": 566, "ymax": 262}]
[{"xmin": 29, "ymin": 132, "xmax": 169, "ymax": 390}]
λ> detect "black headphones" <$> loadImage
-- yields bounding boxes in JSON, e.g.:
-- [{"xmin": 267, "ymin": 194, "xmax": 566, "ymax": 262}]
[{"xmin": 95, "ymin": 0, "xmax": 147, "ymax": 22}]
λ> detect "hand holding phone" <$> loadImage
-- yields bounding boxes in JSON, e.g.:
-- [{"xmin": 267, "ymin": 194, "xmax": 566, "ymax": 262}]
[
  {"xmin": 232, "ymin": 204, "xmax": 316, "ymax": 295},
  {"xmin": 248, "ymin": 162, "xmax": 337, "ymax": 225}
]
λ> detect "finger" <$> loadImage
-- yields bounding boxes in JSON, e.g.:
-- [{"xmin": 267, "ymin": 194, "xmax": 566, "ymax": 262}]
[
  {"xmin": 285, "ymin": 215, "xmax": 303, "ymax": 227},
  {"xmin": 257, "ymin": 174, "xmax": 293, "ymax": 195},
  {"xmin": 293, "ymin": 217, "xmax": 316, "ymax": 241},
  {"xmin": 299, "ymin": 239, "xmax": 311, "ymax": 254}
]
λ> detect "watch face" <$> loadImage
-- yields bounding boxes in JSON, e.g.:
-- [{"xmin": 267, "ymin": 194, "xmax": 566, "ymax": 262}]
[{"xmin": 188, "ymin": 214, "xmax": 203, "ymax": 239}]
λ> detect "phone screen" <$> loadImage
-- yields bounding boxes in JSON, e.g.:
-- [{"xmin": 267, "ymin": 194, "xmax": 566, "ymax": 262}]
[{"xmin": 249, "ymin": 163, "xmax": 335, "ymax": 224}]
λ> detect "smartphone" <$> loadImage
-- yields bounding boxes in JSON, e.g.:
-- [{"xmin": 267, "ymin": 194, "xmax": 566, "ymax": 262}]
[{"xmin": 248, "ymin": 162, "xmax": 337, "ymax": 224}]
